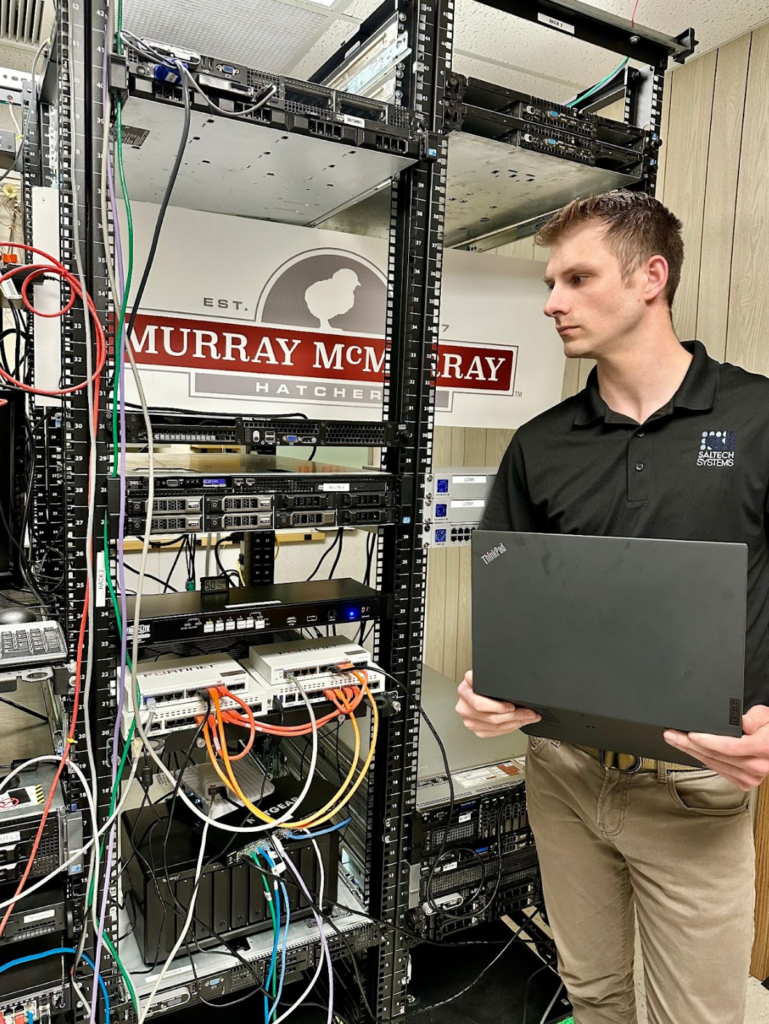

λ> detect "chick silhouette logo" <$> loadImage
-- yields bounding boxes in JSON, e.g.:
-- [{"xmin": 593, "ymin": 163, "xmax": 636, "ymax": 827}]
[{"xmin": 258, "ymin": 251, "xmax": 386, "ymax": 336}]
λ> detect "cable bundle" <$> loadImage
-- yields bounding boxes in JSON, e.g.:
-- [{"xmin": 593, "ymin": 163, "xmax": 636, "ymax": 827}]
[{"xmin": 200, "ymin": 671, "xmax": 378, "ymax": 831}]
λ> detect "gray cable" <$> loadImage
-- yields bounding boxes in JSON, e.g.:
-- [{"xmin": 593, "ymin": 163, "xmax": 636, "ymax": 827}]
[{"xmin": 537, "ymin": 980, "xmax": 564, "ymax": 1024}]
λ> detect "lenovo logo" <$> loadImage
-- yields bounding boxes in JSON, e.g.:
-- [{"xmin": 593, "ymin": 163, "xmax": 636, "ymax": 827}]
[{"xmin": 481, "ymin": 543, "xmax": 507, "ymax": 565}]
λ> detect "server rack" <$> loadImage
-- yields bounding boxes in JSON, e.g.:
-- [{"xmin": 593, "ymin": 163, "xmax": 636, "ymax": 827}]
[
  {"xmin": 15, "ymin": 1, "xmax": 694, "ymax": 1023},
  {"xmin": 19, "ymin": 0, "xmax": 451, "ymax": 1019}
]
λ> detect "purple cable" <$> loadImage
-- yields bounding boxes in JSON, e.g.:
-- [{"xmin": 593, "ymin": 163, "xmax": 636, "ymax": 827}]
[
  {"xmin": 281, "ymin": 848, "xmax": 333, "ymax": 1024},
  {"xmin": 89, "ymin": 27, "xmax": 130, "ymax": 1024}
]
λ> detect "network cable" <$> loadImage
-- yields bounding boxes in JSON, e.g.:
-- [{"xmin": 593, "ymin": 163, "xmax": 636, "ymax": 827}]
[
  {"xmin": 137, "ymin": 804, "xmax": 213, "ymax": 1024},
  {"xmin": 0, "ymin": 949, "xmax": 110, "ymax": 1023}
]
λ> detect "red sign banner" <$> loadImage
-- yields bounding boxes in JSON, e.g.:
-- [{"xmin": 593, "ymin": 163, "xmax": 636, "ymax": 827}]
[{"xmin": 129, "ymin": 314, "xmax": 515, "ymax": 393}]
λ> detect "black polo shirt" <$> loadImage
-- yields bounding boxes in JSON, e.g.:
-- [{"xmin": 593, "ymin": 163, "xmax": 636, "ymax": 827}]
[{"xmin": 481, "ymin": 340, "xmax": 769, "ymax": 708}]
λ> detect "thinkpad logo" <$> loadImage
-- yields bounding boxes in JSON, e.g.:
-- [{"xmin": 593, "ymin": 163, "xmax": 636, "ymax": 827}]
[
  {"xmin": 697, "ymin": 430, "xmax": 736, "ymax": 468},
  {"xmin": 481, "ymin": 543, "xmax": 507, "ymax": 565}
]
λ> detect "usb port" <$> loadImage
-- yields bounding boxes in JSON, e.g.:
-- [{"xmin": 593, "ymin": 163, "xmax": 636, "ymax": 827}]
[{"xmin": 306, "ymin": 615, "xmax": 318, "ymax": 623}]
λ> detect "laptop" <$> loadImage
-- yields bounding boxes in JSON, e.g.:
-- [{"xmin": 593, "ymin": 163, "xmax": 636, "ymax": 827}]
[{"xmin": 471, "ymin": 531, "xmax": 747, "ymax": 766}]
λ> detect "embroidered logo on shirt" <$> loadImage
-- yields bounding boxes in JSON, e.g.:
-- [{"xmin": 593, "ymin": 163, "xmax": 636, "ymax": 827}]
[{"xmin": 697, "ymin": 430, "xmax": 735, "ymax": 467}]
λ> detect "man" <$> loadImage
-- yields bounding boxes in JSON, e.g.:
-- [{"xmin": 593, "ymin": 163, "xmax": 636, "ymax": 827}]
[{"xmin": 455, "ymin": 190, "xmax": 769, "ymax": 1024}]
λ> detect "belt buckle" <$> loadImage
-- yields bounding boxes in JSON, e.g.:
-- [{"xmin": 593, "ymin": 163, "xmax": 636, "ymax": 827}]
[
  {"xmin": 598, "ymin": 749, "xmax": 617, "ymax": 771},
  {"xmin": 599, "ymin": 750, "xmax": 643, "ymax": 774}
]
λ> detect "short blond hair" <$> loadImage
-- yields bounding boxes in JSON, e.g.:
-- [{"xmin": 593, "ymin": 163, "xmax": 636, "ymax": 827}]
[{"xmin": 535, "ymin": 190, "xmax": 684, "ymax": 308}]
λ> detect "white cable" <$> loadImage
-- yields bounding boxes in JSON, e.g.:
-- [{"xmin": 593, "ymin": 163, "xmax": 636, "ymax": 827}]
[
  {"xmin": 178, "ymin": 64, "xmax": 277, "ymax": 118},
  {"xmin": 0, "ymin": 717, "xmax": 151, "ymax": 905},
  {"xmin": 0, "ymin": 755, "xmax": 98, "ymax": 911},
  {"xmin": 269, "ymin": 837, "xmax": 327, "ymax": 1024},
  {"xmin": 6, "ymin": 97, "xmax": 21, "ymax": 139},
  {"xmin": 137, "ymin": 807, "xmax": 212, "ymax": 1024}
]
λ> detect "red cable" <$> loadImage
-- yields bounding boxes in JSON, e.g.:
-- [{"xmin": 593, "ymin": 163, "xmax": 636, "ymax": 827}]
[
  {"xmin": 0, "ymin": 244, "xmax": 107, "ymax": 396},
  {"xmin": 0, "ymin": 255, "xmax": 102, "ymax": 935},
  {"xmin": 631, "ymin": 0, "xmax": 640, "ymax": 28},
  {"xmin": 201, "ymin": 680, "xmax": 366, "ymax": 744},
  {"xmin": 209, "ymin": 686, "xmax": 257, "ymax": 761}
]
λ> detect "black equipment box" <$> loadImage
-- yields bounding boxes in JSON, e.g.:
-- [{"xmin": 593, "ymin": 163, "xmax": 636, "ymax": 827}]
[
  {"xmin": 122, "ymin": 776, "xmax": 340, "ymax": 963},
  {"xmin": 126, "ymin": 578, "xmax": 386, "ymax": 645},
  {"xmin": 0, "ymin": 883, "xmax": 69, "ymax": 948}
]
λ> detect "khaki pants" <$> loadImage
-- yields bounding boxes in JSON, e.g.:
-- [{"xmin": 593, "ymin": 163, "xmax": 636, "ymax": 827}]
[{"xmin": 525, "ymin": 737, "xmax": 755, "ymax": 1024}]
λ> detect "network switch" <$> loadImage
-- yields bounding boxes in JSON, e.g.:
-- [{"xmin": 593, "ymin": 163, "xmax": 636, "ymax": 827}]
[
  {"xmin": 124, "ymin": 654, "xmax": 269, "ymax": 738},
  {"xmin": 243, "ymin": 636, "xmax": 385, "ymax": 707}
]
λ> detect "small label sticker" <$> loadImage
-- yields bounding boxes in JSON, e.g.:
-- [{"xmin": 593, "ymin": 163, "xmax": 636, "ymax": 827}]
[
  {"xmin": 441, "ymin": 861, "xmax": 458, "ymax": 872},
  {"xmin": 147, "ymin": 964, "xmax": 192, "ymax": 983},
  {"xmin": 454, "ymin": 761, "xmax": 522, "ymax": 788},
  {"xmin": 0, "ymin": 831, "xmax": 20, "ymax": 845},
  {"xmin": 458, "ymin": 812, "xmax": 472, "ymax": 823},
  {"xmin": 340, "ymin": 114, "xmax": 365, "ymax": 128},
  {"xmin": 537, "ymin": 12, "xmax": 575, "ymax": 33},
  {"xmin": 451, "ymin": 500, "xmax": 485, "ymax": 509},
  {"xmin": 452, "ymin": 476, "xmax": 487, "ymax": 484},
  {"xmin": 23, "ymin": 909, "xmax": 56, "ymax": 924},
  {"xmin": 320, "ymin": 483, "xmax": 351, "ymax": 492},
  {"xmin": 96, "ymin": 555, "xmax": 107, "ymax": 608}
]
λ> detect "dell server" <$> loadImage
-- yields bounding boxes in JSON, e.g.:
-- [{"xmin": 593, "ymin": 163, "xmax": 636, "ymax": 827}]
[
  {"xmin": 0, "ymin": 767, "xmax": 83, "ymax": 884},
  {"xmin": 109, "ymin": 453, "xmax": 396, "ymax": 534},
  {"xmin": 412, "ymin": 759, "xmax": 540, "ymax": 941},
  {"xmin": 125, "ymin": 578, "xmax": 387, "ymax": 645},
  {"xmin": 445, "ymin": 74, "xmax": 649, "ymax": 152}
]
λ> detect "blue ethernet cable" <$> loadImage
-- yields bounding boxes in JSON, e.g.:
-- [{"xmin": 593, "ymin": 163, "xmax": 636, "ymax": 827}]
[
  {"xmin": 283, "ymin": 818, "xmax": 351, "ymax": 839},
  {"xmin": 0, "ymin": 949, "xmax": 110, "ymax": 1024}
]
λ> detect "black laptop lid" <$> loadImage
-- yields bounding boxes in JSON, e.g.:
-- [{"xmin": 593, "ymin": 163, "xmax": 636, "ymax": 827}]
[{"xmin": 471, "ymin": 531, "xmax": 747, "ymax": 735}]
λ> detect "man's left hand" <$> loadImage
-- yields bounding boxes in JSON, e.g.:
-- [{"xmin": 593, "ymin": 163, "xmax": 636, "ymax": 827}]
[{"xmin": 664, "ymin": 705, "xmax": 769, "ymax": 791}]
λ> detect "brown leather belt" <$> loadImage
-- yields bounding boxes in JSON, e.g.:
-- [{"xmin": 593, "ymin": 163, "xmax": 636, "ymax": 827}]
[{"xmin": 576, "ymin": 746, "xmax": 700, "ymax": 774}]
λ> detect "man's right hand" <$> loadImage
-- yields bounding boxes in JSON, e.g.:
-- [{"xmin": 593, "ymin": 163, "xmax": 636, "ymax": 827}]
[{"xmin": 455, "ymin": 671, "xmax": 542, "ymax": 738}]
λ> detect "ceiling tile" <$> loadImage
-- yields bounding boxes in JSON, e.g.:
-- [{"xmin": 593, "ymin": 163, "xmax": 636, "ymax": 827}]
[{"xmin": 123, "ymin": 0, "xmax": 329, "ymax": 74}]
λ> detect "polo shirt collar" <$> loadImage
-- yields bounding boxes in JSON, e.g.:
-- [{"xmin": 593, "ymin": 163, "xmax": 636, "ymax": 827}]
[{"xmin": 573, "ymin": 340, "xmax": 720, "ymax": 427}]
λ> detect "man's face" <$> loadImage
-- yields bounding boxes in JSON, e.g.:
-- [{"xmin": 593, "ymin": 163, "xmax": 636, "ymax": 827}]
[{"xmin": 543, "ymin": 220, "xmax": 650, "ymax": 360}]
